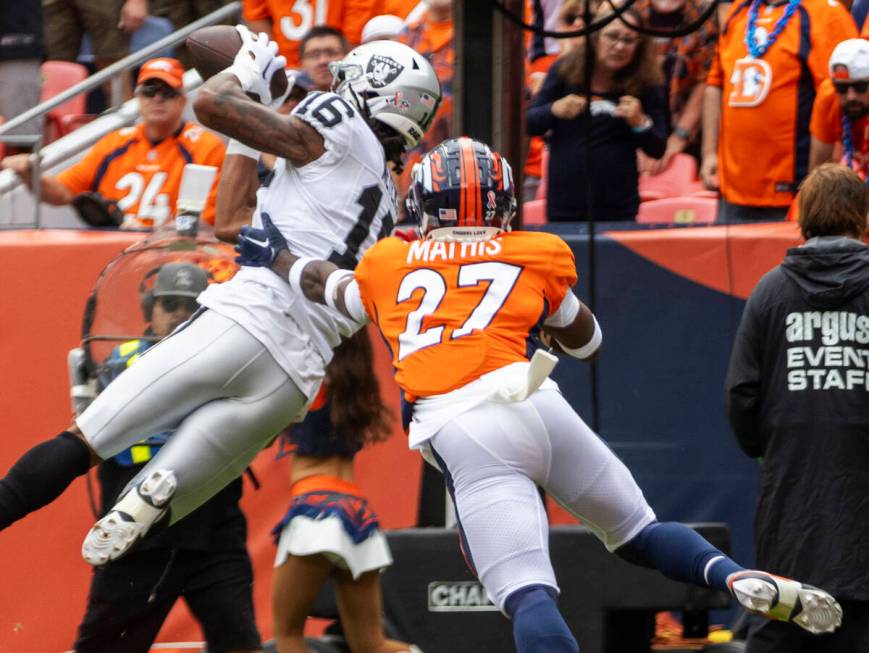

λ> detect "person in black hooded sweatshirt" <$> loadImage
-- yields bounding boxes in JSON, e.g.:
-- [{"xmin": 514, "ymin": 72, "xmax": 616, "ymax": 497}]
[{"xmin": 726, "ymin": 162, "xmax": 869, "ymax": 653}]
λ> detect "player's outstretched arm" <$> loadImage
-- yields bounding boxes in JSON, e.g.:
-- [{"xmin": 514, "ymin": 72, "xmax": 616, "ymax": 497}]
[
  {"xmin": 234, "ymin": 216, "xmax": 368, "ymax": 322},
  {"xmin": 193, "ymin": 27, "xmax": 323, "ymax": 166},
  {"xmin": 542, "ymin": 298, "xmax": 602, "ymax": 361},
  {"xmin": 195, "ymin": 72, "xmax": 324, "ymax": 166}
]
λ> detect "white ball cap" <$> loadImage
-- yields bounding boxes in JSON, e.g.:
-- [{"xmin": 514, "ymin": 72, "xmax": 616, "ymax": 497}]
[
  {"xmin": 361, "ymin": 14, "xmax": 404, "ymax": 43},
  {"xmin": 829, "ymin": 38, "xmax": 869, "ymax": 81}
]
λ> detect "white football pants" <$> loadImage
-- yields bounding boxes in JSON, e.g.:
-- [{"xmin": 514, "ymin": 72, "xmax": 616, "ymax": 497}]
[
  {"xmin": 428, "ymin": 389, "xmax": 656, "ymax": 610},
  {"xmin": 77, "ymin": 310, "xmax": 310, "ymax": 523}
]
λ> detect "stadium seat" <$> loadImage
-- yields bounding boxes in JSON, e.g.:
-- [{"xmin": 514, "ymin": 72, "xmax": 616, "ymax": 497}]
[
  {"xmin": 636, "ymin": 196, "xmax": 718, "ymax": 224},
  {"xmin": 523, "ymin": 198, "xmax": 547, "ymax": 225},
  {"xmin": 41, "ymin": 61, "xmax": 90, "ymax": 143},
  {"xmin": 639, "ymin": 153, "xmax": 699, "ymax": 201}
]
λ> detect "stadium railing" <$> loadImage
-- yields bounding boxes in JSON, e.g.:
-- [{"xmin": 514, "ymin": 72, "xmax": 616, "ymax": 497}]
[{"xmin": 0, "ymin": 1, "xmax": 241, "ymax": 229}]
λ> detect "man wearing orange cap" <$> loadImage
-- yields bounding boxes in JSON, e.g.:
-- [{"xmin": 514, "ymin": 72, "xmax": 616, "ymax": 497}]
[
  {"xmin": 0, "ymin": 57, "xmax": 225, "ymax": 230},
  {"xmin": 809, "ymin": 38, "xmax": 869, "ymax": 176}
]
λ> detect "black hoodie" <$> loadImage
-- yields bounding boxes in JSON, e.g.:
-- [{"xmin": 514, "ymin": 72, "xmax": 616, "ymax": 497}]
[{"xmin": 725, "ymin": 237, "xmax": 869, "ymax": 599}]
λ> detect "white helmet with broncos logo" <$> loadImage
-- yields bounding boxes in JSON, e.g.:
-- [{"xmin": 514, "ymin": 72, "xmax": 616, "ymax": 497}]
[{"xmin": 329, "ymin": 40, "xmax": 442, "ymax": 150}]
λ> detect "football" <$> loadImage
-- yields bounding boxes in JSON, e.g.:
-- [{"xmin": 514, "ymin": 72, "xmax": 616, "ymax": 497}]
[{"xmin": 186, "ymin": 25, "xmax": 288, "ymax": 103}]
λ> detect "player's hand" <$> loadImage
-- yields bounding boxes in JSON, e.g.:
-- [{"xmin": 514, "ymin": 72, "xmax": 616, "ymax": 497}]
[
  {"xmin": 227, "ymin": 25, "xmax": 286, "ymax": 105},
  {"xmin": 234, "ymin": 214, "xmax": 288, "ymax": 267},
  {"xmin": 551, "ymin": 94, "xmax": 587, "ymax": 120},
  {"xmin": 236, "ymin": 226, "xmax": 274, "ymax": 267}
]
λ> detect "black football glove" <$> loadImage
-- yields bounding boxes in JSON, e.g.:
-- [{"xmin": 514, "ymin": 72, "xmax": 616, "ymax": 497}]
[{"xmin": 71, "ymin": 192, "xmax": 124, "ymax": 228}]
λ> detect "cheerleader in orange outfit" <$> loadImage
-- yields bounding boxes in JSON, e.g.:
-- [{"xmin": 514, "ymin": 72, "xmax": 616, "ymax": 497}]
[{"xmin": 270, "ymin": 329, "xmax": 419, "ymax": 653}]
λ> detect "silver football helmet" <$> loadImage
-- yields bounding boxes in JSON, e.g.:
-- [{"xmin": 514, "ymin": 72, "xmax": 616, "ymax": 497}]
[{"xmin": 330, "ymin": 40, "xmax": 442, "ymax": 150}]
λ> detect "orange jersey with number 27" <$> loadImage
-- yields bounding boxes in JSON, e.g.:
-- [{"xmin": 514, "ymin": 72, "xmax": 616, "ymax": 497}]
[{"xmin": 354, "ymin": 231, "xmax": 577, "ymax": 399}]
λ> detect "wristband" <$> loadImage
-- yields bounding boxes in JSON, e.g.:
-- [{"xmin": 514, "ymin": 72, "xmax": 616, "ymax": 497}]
[
  {"xmin": 631, "ymin": 116, "xmax": 653, "ymax": 134},
  {"xmin": 672, "ymin": 125, "xmax": 691, "ymax": 141},
  {"xmin": 226, "ymin": 138, "xmax": 259, "ymax": 160},
  {"xmin": 343, "ymin": 280, "xmax": 369, "ymax": 323},
  {"xmin": 288, "ymin": 257, "xmax": 318, "ymax": 296},
  {"xmin": 557, "ymin": 315, "xmax": 602, "ymax": 360},
  {"xmin": 225, "ymin": 62, "xmax": 257, "ymax": 93},
  {"xmin": 324, "ymin": 269, "xmax": 355, "ymax": 311}
]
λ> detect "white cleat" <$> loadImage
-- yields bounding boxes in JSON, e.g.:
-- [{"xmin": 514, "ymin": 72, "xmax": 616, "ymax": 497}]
[
  {"xmin": 82, "ymin": 469, "xmax": 176, "ymax": 566},
  {"xmin": 728, "ymin": 570, "xmax": 843, "ymax": 635}
]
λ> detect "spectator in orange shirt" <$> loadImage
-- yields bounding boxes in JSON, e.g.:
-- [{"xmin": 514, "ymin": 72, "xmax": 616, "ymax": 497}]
[
  {"xmin": 702, "ymin": 0, "xmax": 855, "ymax": 223},
  {"xmin": 299, "ymin": 26, "xmax": 349, "ymax": 92},
  {"xmin": 809, "ymin": 38, "xmax": 869, "ymax": 175},
  {"xmin": 397, "ymin": 0, "xmax": 454, "ymax": 198},
  {"xmin": 0, "ymin": 58, "xmax": 225, "ymax": 230},
  {"xmin": 243, "ymin": 0, "xmax": 381, "ymax": 67}
]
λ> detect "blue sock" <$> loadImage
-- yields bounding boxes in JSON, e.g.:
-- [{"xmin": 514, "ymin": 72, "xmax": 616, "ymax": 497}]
[
  {"xmin": 505, "ymin": 585, "xmax": 579, "ymax": 653},
  {"xmin": 615, "ymin": 521, "xmax": 743, "ymax": 592}
]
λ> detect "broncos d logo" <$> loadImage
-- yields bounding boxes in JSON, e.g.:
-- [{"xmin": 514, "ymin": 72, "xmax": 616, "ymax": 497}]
[{"xmin": 367, "ymin": 55, "xmax": 404, "ymax": 88}]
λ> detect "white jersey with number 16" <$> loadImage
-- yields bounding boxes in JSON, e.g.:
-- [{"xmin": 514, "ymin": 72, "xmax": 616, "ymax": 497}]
[{"xmin": 197, "ymin": 91, "xmax": 397, "ymax": 399}]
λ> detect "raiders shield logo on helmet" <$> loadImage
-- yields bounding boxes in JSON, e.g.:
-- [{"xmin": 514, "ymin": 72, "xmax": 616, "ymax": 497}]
[{"xmin": 367, "ymin": 54, "xmax": 404, "ymax": 88}]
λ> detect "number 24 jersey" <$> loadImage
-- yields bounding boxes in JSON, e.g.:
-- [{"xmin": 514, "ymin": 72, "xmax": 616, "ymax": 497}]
[{"xmin": 354, "ymin": 231, "xmax": 578, "ymax": 399}]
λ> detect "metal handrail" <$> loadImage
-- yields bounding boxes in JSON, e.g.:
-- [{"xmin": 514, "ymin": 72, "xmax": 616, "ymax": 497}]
[
  {"xmin": 0, "ymin": 68, "xmax": 204, "ymax": 199},
  {"xmin": 0, "ymin": 1, "xmax": 241, "ymax": 136}
]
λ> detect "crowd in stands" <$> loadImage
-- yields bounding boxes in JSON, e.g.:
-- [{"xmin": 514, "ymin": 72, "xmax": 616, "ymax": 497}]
[{"xmin": 5, "ymin": 0, "xmax": 869, "ymax": 226}]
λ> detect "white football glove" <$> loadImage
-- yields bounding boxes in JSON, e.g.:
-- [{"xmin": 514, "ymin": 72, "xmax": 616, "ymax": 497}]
[{"xmin": 225, "ymin": 25, "xmax": 286, "ymax": 105}]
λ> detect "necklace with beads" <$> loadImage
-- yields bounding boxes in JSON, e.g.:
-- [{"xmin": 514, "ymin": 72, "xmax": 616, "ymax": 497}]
[
  {"xmin": 840, "ymin": 114, "xmax": 869, "ymax": 184},
  {"xmin": 744, "ymin": 0, "xmax": 802, "ymax": 59}
]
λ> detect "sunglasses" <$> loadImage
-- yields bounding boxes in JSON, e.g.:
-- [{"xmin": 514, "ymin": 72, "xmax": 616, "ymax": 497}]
[
  {"xmin": 137, "ymin": 84, "xmax": 181, "ymax": 100},
  {"xmin": 834, "ymin": 81, "xmax": 869, "ymax": 94},
  {"xmin": 561, "ymin": 12, "xmax": 583, "ymax": 25},
  {"xmin": 157, "ymin": 296, "xmax": 199, "ymax": 313}
]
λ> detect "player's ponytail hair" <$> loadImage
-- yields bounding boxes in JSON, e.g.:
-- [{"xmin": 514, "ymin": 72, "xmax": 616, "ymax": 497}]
[{"xmin": 327, "ymin": 328, "xmax": 393, "ymax": 449}]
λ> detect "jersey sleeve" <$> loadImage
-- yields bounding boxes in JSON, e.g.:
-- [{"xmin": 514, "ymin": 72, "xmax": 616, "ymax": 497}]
[
  {"xmin": 807, "ymin": 5, "xmax": 857, "ymax": 89},
  {"xmin": 291, "ymin": 92, "xmax": 357, "ymax": 164},
  {"xmin": 56, "ymin": 135, "xmax": 115, "ymax": 195},
  {"xmin": 543, "ymin": 236, "xmax": 578, "ymax": 318},
  {"xmin": 705, "ymin": 42, "xmax": 723, "ymax": 88},
  {"xmin": 810, "ymin": 80, "xmax": 841, "ymax": 144},
  {"xmin": 242, "ymin": 0, "xmax": 270, "ymax": 22}
]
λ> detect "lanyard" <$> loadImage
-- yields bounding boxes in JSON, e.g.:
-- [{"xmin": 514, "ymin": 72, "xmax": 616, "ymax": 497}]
[
  {"xmin": 841, "ymin": 114, "xmax": 869, "ymax": 184},
  {"xmin": 745, "ymin": 0, "xmax": 802, "ymax": 59}
]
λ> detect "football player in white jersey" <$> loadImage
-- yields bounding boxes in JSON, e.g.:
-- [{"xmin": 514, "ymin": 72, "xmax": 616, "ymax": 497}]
[
  {"xmin": 0, "ymin": 27, "xmax": 441, "ymax": 567},
  {"xmin": 235, "ymin": 139, "xmax": 846, "ymax": 653}
]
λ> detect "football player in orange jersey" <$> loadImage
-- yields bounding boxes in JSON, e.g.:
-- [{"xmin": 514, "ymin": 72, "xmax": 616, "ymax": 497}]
[
  {"xmin": 0, "ymin": 58, "xmax": 225, "ymax": 229},
  {"xmin": 236, "ymin": 137, "xmax": 845, "ymax": 653}
]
